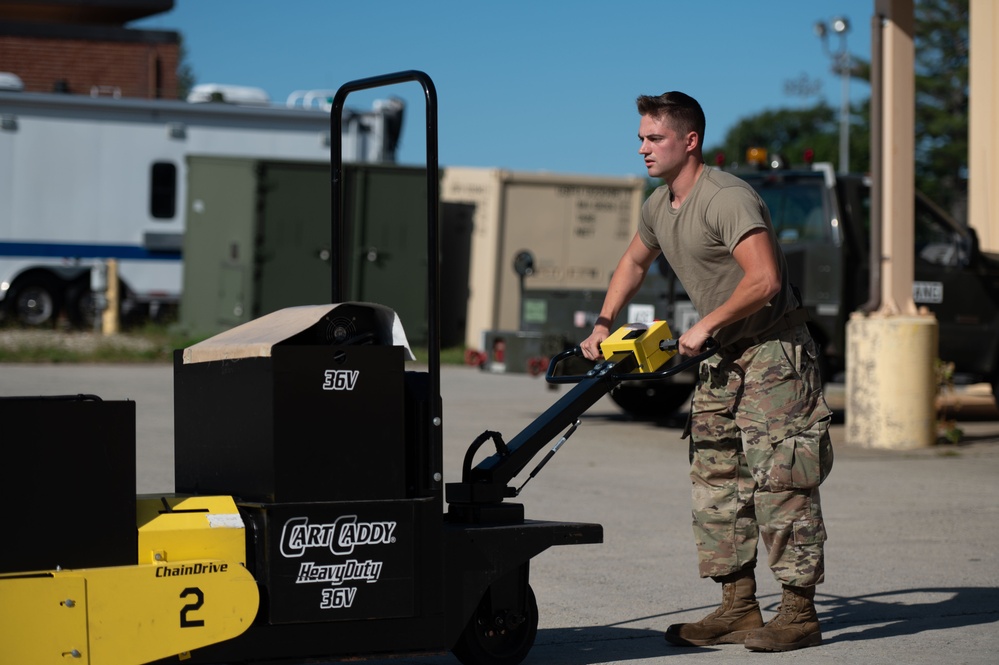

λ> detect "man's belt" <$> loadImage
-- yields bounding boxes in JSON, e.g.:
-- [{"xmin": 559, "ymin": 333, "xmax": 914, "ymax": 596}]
[{"xmin": 722, "ymin": 307, "xmax": 810, "ymax": 355}]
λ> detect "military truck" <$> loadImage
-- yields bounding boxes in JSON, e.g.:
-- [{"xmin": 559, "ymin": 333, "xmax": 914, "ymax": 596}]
[{"xmin": 608, "ymin": 160, "xmax": 999, "ymax": 417}]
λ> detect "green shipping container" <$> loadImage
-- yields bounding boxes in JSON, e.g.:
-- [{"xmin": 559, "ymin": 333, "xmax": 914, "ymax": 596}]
[{"xmin": 180, "ymin": 158, "xmax": 447, "ymax": 346}]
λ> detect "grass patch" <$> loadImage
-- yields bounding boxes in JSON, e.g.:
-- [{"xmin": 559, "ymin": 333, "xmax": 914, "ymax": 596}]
[
  {"xmin": 0, "ymin": 324, "xmax": 207, "ymax": 364},
  {"xmin": 0, "ymin": 324, "xmax": 467, "ymax": 365},
  {"xmin": 413, "ymin": 346, "xmax": 467, "ymax": 366}
]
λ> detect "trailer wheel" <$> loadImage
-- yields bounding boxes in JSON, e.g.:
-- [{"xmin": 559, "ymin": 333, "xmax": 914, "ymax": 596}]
[
  {"xmin": 10, "ymin": 275, "xmax": 63, "ymax": 327},
  {"xmin": 66, "ymin": 284, "xmax": 97, "ymax": 327},
  {"xmin": 452, "ymin": 584, "xmax": 538, "ymax": 665},
  {"xmin": 610, "ymin": 381, "xmax": 692, "ymax": 419}
]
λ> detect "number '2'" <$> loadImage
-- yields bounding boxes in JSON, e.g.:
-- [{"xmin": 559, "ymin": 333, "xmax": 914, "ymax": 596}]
[{"xmin": 180, "ymin": 587, "xmax": 205, "ymax": 627}]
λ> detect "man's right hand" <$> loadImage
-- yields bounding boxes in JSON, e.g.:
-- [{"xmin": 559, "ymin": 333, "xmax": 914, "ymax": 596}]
[
  {"xmin": 580, "ymin": 321, "xmax": 612, "ymax": 361},
  {"xmin": 577, "ymin": 234, "xmax": 659, "ymax": 362}
]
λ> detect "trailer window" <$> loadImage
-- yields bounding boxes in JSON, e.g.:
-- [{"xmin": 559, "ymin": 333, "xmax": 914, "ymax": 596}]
[{"xmin": 150, "ymin": 161, "xmax": 177, "ymax": 219}]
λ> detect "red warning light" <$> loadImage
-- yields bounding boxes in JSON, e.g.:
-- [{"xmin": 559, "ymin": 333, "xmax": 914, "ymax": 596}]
[{"xmin": 804, "ymin": 148, "xmax": 815, "ymax": 164}]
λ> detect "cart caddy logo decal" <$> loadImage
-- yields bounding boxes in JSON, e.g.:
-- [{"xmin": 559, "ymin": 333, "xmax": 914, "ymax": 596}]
[
  {"xmin": 323, "ymin": 369, "xmax": 359, "ymax": 391},
  {"xmin": 280, "ymin": 515, "xmax": 397, "ymax": 557}
]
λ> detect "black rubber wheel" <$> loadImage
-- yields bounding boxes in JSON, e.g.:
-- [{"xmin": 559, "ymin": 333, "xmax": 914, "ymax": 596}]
[
  {"xmin": 452, "ymin": 585, "xmax": 538, "ymax": 665},
  {"xmin": 609, "ymin": 381, "xmax": 693, "ymax": 419},
  {"xmin": 66, "ymin": 278, "xmax": 133, "ymax": 328},
  {"xmin": 10, "ymin": 275, "xmax": 63, "ymax": 327},
  {"xmin": 66, "ymin": 283, "xmax": 97, "ymax": 327}
]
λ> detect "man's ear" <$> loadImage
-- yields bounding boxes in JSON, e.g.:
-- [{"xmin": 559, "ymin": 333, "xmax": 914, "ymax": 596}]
[{"xmin": 686, "ymin": 130, "xmax": 700, "ymax": 153}]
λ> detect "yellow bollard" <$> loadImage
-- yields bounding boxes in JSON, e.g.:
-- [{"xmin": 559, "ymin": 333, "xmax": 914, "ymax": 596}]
[
  {"xmin": 845, "ymin": 311, "xmax": 938, "ymax": 449},
  {"xmin": 102, "ymin": 258, "xmax": 120, "ymax": 335}
]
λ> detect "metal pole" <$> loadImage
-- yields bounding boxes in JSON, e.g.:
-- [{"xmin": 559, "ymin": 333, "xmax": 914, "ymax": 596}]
[
  {"xmin": 816, "ymin": 17, "xmax": 852, "ymax": 174},
  {"xmin": 839, "ymin": 50, "xmax": 851, "ymax": 174}
]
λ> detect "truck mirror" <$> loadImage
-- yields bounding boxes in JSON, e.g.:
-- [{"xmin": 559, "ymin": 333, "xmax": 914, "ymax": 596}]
[{"xmin": 960, "ymin": 227, "xmax": 979, "ymax": 267}]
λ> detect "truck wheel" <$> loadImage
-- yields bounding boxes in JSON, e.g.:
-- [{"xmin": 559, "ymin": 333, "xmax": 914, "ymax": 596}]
[
  {"xmin": 452, "ymin": 584, "xmax": 538, "ymax": 665},
  {"xmin": 10, "ymin": 276, "xmax": 62, "ymax": 327},
  {"xmin": 610, "ymin": 381, "xmax": 693, "ymax": 419}
]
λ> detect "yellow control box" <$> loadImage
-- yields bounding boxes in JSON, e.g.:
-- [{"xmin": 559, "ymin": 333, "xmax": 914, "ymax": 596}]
[{"xmin": 599, "ymin": 320, "xmax": 677, "ymax": 373}]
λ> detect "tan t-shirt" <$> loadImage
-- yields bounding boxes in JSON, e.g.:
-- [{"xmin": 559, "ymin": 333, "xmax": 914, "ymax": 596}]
[{"xmin": 638, "ymin": 167, "xmax": 795, "ymax": 347}]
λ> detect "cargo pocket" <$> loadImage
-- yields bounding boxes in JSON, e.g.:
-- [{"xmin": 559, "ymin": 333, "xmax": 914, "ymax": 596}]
[
  {"xmin": 792, "ymin": 517, "xmax": 827, "ymax": 546},
  {"xmin": 742, "ymin": 393, "xmax": 834, "ymax": 492},
  {"xmin": 763, "ymin": 421, "xmax": 833, "ymax": 491}
]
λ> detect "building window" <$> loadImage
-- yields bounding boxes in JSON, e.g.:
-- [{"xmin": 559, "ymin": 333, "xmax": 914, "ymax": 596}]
[{"xmin": 150, "ymin": 161, "xmax": 177, "ymax": 219}]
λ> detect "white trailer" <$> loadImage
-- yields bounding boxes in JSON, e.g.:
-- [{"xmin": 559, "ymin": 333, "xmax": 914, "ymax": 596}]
[{"xmin": 0, "ymin": 89, "xmax": 402, "ymax": 326}]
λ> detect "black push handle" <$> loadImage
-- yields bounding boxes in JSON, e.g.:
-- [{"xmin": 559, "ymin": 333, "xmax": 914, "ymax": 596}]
[
  {"xmin": 545, "ymin": 336, "xmax": 719, "ymax": 385},
  {"xmin": 329, "ymin": 70, "xmax": 439, "ymax": 358},
  {"xmin": 329, "ymin": 71, "xmax": 442, "ymax": 490},
  {"xmin": 544, "ymin": 346, "xmax": 589, "ymax": 384},
  {"xmin": 612, "ymin": 337, "xmax": 718, "ymax": 382},
  {"xmin": 330, "ymin": 70, "xmax": 438, "ymax": 308}
]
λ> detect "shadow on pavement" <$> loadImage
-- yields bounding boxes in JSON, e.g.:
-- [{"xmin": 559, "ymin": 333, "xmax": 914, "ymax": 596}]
[
  {"xmin": 530, "ymin": 586, "xmax": 998, "ymax": 662},
  {"xmin": 808, "ymin": 586, "xmax": 999, "ymax": 643},
  {"xmin": 534, "ymin": 625, "xmax": 676, "ymax": 662}
]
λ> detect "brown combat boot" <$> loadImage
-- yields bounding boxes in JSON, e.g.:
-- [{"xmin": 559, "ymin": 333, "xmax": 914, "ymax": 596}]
[
  {"xmin": 664, "ymin": 569, "xmax": 764, "ymax": 646},
  {"xmin": 744, "ymin": 584, "xmax": 822, "ymax": 652}
]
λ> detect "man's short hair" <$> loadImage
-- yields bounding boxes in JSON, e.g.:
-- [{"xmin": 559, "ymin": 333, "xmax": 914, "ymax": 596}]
[{"xmin": 636, "ymin": 91, "xmax": 706, "ymax": 144}]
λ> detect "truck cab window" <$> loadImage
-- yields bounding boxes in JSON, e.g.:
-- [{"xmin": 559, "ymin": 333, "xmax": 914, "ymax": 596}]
[
  {"xmin": 852, "ymin": 186, "xmax": 961, "ymax": 267},
  {"xmin": 150, "ymin": 161, "xmax": 177, "ymax": 219},
  {"xmin": 755, "ymin": 181, "xmax": 828, "ymax": 244}
]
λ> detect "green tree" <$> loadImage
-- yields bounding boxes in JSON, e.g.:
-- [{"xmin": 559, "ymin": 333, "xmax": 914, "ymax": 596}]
[
  {"xmin": 706, "ymin": 0, "xmax": 967, "ymax": 222},
  {"xmin": 913, "ymin": 0, "xmax": 968, "ymax": 220},
  {"xmin": 176, "ymin": 36, "xmax": 196, "ymax": 100},
  {"xmin": 705, "ymin": 102, "xmax": 872, "ymax": 172}
]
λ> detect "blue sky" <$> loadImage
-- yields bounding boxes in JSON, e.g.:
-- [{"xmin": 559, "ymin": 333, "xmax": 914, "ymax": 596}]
[{"xmin": 134, "ymin": 1, "xmax": 876, "ymax": 178}]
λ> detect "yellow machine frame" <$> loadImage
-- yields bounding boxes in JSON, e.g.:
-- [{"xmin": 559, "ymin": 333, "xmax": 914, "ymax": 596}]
[{"xmin": 0, "ymin": 496, "xmax": 259, "ymax": 665}]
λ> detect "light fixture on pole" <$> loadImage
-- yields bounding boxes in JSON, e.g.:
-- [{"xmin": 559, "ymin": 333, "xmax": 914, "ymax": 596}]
[{"xmin": 815, "ymin": 16, "xmax": 852, "ymax": 174}]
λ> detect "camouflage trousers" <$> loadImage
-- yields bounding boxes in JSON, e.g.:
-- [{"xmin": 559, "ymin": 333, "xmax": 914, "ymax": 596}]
[{"xmin": 685, "ymin": 324, "xmax": 834, "ymax": 587}]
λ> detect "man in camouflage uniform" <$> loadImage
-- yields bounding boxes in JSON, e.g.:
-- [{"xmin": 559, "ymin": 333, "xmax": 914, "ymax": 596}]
[{"xmin": 580, "ymin": 91, "xmax": 833, "ymax": 652}]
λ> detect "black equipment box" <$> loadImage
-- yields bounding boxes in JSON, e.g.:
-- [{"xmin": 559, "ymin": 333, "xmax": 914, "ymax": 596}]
[
  {"xmin": 0, "ymin": 396, "xmax": 136, "ymax": 574},
  {"xmin": 175, "ymin": 344, "xmax": 406, "ymax": 504},
  {"xmin": 174, "ymin": 303, "xmax": 412, "ymax": 504}
]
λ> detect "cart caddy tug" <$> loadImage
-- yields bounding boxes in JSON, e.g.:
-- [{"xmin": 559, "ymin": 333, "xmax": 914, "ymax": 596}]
[{"xmin": 0, "ymin": 72, "xmax": 716, "ymax": 665}]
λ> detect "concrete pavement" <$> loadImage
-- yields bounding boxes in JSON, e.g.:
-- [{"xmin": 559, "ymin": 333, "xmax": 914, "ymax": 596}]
[{"xmin": 2, "ymin": 363, "xmax": 997, "ymax": 664}]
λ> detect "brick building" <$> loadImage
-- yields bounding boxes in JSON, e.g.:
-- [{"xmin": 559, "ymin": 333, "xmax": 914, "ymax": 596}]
[{"xmin": 0, "ymin": 0, "xmax": 179, "ymax": 99}]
